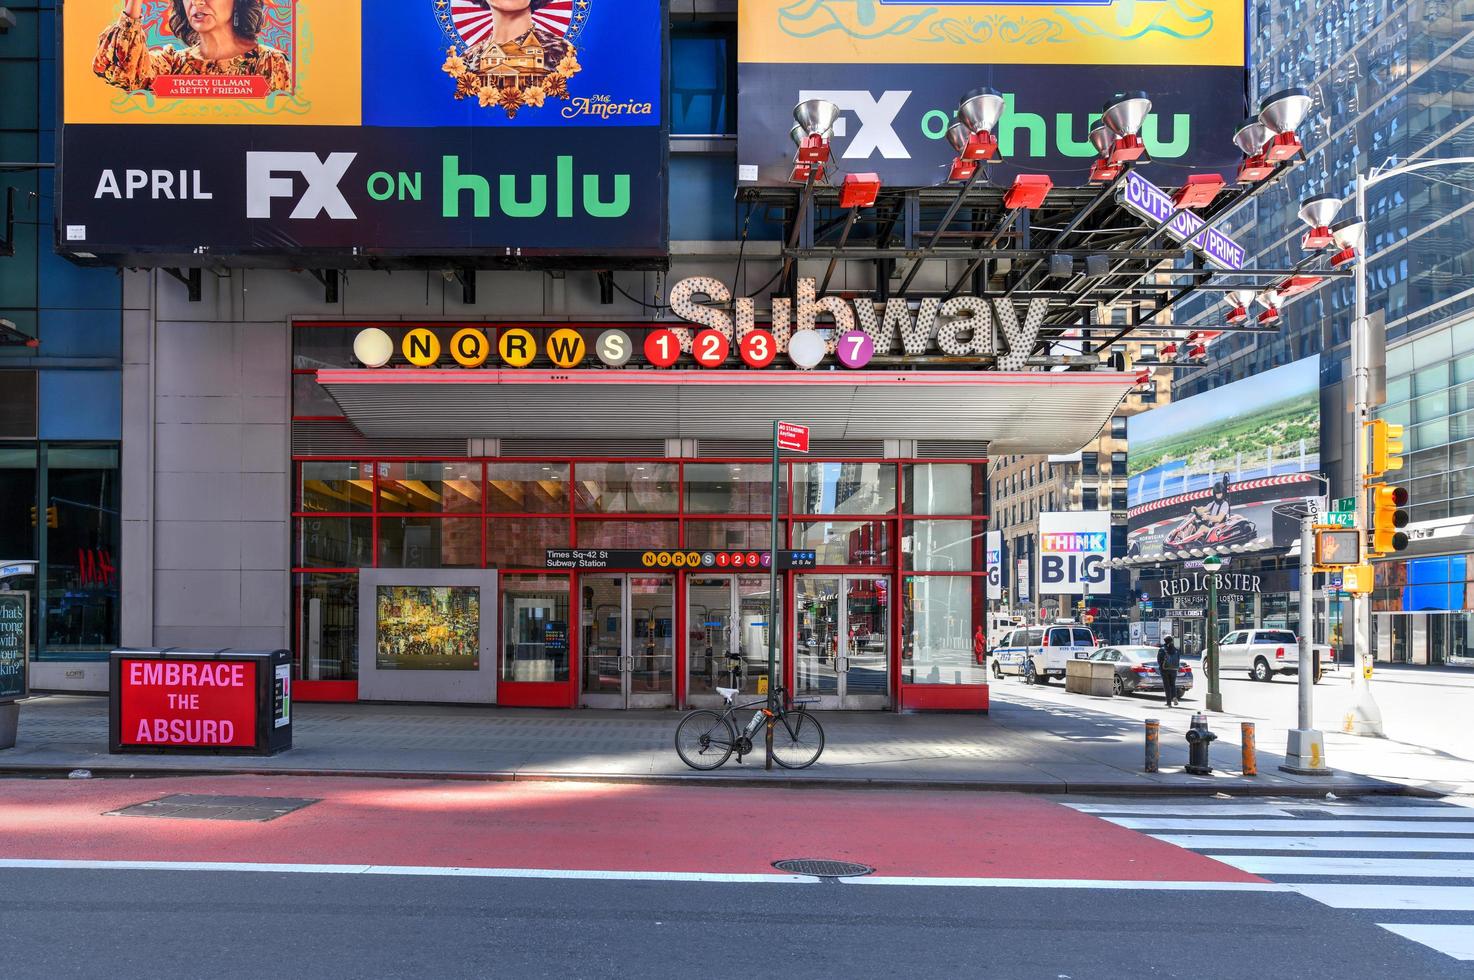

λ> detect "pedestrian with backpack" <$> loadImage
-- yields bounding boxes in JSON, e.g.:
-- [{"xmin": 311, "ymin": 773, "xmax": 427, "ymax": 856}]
[{"xmin": 1158, "ymin": 635, "xmax": 1183, "ymax": 707}]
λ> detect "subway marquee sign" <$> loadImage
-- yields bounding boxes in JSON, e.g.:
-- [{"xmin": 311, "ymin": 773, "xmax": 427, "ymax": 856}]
[{"xmin": 351, "ymin": 275, "xmax": 1051, "ymax": 372}]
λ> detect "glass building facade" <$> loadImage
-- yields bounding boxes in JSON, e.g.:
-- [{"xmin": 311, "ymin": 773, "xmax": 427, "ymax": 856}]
[
  {"xmin": 1168, "ymin": 0, "xmax": 1474, "ymax": 665},
  {"xmin": 0, "ymin": 1, "xmax": 123, "ymax": 661}
]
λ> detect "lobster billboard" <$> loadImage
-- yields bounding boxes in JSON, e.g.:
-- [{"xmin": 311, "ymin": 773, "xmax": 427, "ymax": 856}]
[{"xmin": 1126, "ymin": 356, "xmax": 1325, "ymax": 560}]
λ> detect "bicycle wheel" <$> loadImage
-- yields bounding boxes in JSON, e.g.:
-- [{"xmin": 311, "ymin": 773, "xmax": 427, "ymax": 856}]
[
  {"xmin": 772, "ymin": 710, "xmax": 825, "ymax": 769},
  {"xmin": 674, "ymin": 710, "xmax": 735, "ymax": 770}
]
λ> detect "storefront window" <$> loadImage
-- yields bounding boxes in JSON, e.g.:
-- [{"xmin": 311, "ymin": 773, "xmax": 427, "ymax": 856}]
[
  {"xmin": 300, "ymin": 461, "xmax": 373, "ymax": 512},
  {"xmin": 576, "ymin": 520, "xmax": 679, "ymax": 550},
  {"xmin": 902, "ymin": 464, "xmax": 978, "ymax": 515},
  {"xmin": 683, "ymin": 462, "xmax": 782, "ymax": 514},
  {"xmin": 377, "ymin": 517, "xmax": 481, "ymax": 568},
  {"xmin": 903, "ymin": 521, "xmax": 978, "ymax": 572},
  {"xmin": 296, "ymin": 517, "xmax": 373, "ymax": 568},
  {"xmin": 575, "ymin": 462, "xmax": 679, "ymax": 513},
  {"xmin": 793, "ymin": 521, "xmax": 891, "ymax": 566},
  {"xmin": 295, "ymin": 572, "xmax": 358, "ymax": 679},
  {"xmin": 487, "ymin": 517, "xmax": 569, "ymax": 568},
  {"xmin": 43, "ymin": 446, "xmax": 121, "ymax": 656},
  {"xmin": 487, "ymin": 463, "xmax": 569, "ymax": 513},
  {"xmin": 684, "ymin": 520, "xmax": 780, "ymax": 551},
  {"xmin": 901, "ymin": 576, "xmax": 986, "ymax": 685},
  {"xmin": 0, "ymin": 447, "xmax": 38, "ymax": 656},
  {"xmin": 793, "ymin": 462, "xmax": 896, "ymax": 515},
  {"xmin": 502, "ymin": 575, "xmax": 571, "ymax": 682},
  {"xmin": 377, "ymin": 462, "xmax": 482, "ymax": 513}
]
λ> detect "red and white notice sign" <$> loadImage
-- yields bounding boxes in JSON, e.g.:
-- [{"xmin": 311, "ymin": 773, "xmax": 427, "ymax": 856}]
[
  {"xmin": 118, "ymin": 659, "xmax": 258, "ymax": 747},
  {"xmin": 776, "ymin": 421, "xmax": 810, "ymax": 453}
]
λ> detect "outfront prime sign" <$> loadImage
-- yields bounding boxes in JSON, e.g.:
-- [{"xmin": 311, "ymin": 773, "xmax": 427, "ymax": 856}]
[
  {"xmin": 1037, "ymin": 512, "xmax": 1112, "ymax": 596},
  {"xmin": 58, "ymin": 0, "xmax": 667, "ymax": 264},
  {"xmin": 738, "ymin": 0, "xmax": 1248, "ymax": 187},
  {"xmin": 1116, "ymin": 172, "xmax": 1246, "ymax": 269}
]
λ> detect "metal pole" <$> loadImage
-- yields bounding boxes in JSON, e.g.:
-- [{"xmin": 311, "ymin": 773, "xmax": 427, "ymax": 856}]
[
  {"xmin": 765, "ymin": 420, "xmax": 780, "ymax": 771},
  {"xmin": 1346, "ymin": 169, "xmax": 1386, "ymax": 737},
  {"xmin": 1206, "ymin": 570, "xmax": 1222, "ymax": 712},
  {"xmin": 1281, "ymin": 513, "xmax": 1328, "ymax": 773}
]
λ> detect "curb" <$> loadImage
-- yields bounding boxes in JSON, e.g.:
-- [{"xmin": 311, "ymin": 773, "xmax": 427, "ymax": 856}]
[{"xmin": 0, "ymin": 763, "xmax": 1420, "ymax": 797}]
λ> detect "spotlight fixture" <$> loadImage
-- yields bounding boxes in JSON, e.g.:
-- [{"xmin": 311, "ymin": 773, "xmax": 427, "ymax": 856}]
[
  {"xmin": 792, "ymin": 99, "xmax": 839, "ymax": 164},
  {"xmin": 1276, "ymin": 274, "xmax": 1323, "ymax": 298},
  {"xmin": 1161, "ymin": 342, "xmax": 1180, "ymax": 358},
  {"xmin": 1102, "ymin": 91, "xmax": 1152, "ymax": 164},
  {"xmin": 946, "ymin": 121, "xmax": 977, "ymax": 181},
  {"xmin": 1330, "ymin": 217, "xmax": 1366, "ymax": 268},
  {"xmin": 957, "ymin": 87, "xmax": 1004, "ymax": 161},
  {"xmin": 1173, "ymin": 173, "xmax": 1226, "ymax": 210},
  {"xmin": 1187, "ymin": 344, "xmax": 1207, "ymax": 359},
  {"xmin": 1224, "ymin": 288, "xmax": 1258, "ymax": 324},
  {"xmin": 1258, "ymin": 86, "xmax": 1313, "ymax": 163},
  {"xmin": 1256, "ymin": 289, "xmax": 1282, "ymax": 325},
  {"xmin": 1003, "ymin": 173, "xmax": 1053, "ymax": 210},
  {"xmin": 1233, "ymin": 118, "xmax": 1275, "ymax": 183},
  {"xmin": 839, "ymin": 172, "xmax": 882, "ymax": 209},
  {"xmin": 1087, "ymin": 123, "xmax": 1122, "ymax": 183},
  {"xmin": 1187, "ymin": 330, "xmax": 1223, "ymax": 345},
  {"xmin": 1298, "ymin": 194, "xmax": 1342, "ymax": 250}
]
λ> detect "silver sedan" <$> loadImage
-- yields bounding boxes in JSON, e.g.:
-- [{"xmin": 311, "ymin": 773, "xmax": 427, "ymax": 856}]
[{"xmin": 1089, "ymin": 646, "xmax": 1195, "ymax": 699}]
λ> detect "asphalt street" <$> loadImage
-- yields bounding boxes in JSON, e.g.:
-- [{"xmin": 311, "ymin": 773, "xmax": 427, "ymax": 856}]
[
  {"xmin": 5, "ymin": 869, "xmax": 1464, "ymax": 980},
  {"xmin": 4, "ymin": 775, "xmax": 1474, "ymax": 977}
]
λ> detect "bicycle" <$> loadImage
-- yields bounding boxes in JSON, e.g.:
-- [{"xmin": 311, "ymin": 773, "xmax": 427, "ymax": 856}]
[{"xmin": 674, "ymin": 685, "xmax": 825, "ymax": 770}]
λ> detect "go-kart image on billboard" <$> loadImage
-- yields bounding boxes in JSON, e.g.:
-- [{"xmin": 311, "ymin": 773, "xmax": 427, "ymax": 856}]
[{"xmin": 1126, "ymin": 356, "xmax": 1324, "ymax": 560}]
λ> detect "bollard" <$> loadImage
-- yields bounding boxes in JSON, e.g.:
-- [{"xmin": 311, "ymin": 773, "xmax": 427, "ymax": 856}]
[
  {"xmin": 1145, "ymin": 718, "xmax": 1160, "ymax": 773},
  {"xmin": 1185, "ymin": 711, "xmax": 1218, "ymax": 775},
  {"xmin": 1241, "ymin": 721, "xmax": 1257, "ymax": 776}
]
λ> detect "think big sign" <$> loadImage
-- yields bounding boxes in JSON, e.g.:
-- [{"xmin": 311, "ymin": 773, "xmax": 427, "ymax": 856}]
[{"xmin": 1037, "ymin": 512, "xmax": 1112, "ymax": 596}]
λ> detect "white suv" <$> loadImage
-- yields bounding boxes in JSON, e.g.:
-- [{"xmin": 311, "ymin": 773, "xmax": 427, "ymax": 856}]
[
  {"xmin": 990, "ymin": 623, "xmax": 1097, "ymax": 684},
  {"xmin": 1216, "ymin": 629, "xmax": 1331, "ymax": 682}
]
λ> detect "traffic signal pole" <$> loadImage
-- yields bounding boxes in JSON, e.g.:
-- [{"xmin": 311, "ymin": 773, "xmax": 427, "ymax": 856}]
[
  {"xmin": 1282, "ymin": 513, "xmax": 1329, "ymax": 773},
  {"xmin": 1347, "ymin": 170, "xmax": 1386, "ymax": 738}
]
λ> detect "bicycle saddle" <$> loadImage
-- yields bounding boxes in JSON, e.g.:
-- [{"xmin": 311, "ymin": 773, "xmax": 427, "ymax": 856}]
[{"xmin": 715, "ymin": 687, "xmax": 738, "ymax": 701}]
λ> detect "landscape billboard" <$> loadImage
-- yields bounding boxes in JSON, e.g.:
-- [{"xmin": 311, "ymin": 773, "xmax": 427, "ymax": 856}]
[
  {"xmin": 57, "ymin": 0, "xmax": 667, "ymax": 264},
  {"xmin": 1126, "ymin": 356, "xmax": 1325, "ymax": 559},
  {"xmin": 737, "ymin": 0, "xmax": 1248, "ymax": 187}
]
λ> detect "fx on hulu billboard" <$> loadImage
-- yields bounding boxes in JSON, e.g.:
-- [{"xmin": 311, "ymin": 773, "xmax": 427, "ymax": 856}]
[
  {"xmin": 57, "ymin": 0, "xmax": 667, "ymax": 264},
  {"xmin": 1126, "ymin": 356, "xmax": 1326, "ymax": 560},
  {"xmin": 737, "ymin": 0, "xmax": 1247, "ymax": 187}
]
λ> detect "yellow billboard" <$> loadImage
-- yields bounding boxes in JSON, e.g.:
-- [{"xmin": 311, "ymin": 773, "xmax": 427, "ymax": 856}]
[{"xmin": 739, "ymin": 0, "xmax": 1245, "ymax": 68}]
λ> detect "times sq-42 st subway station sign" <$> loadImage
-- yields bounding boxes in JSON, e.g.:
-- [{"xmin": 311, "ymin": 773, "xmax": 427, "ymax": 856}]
[{"xmin": 349, "ymin": 275, "xmax": 1056, "ymax": 372}]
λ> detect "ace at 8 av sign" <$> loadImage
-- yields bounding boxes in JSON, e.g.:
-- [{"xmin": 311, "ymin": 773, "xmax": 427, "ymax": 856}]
[{"xmin": 1037, "ymin": 512, "xmax": 1112, "ymax": 596}]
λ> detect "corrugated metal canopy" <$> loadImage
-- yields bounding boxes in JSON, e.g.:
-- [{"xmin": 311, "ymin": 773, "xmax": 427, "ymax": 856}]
[{"xmin": 316, "ymin": 369, "xmax": 1135, "ymax": 454}]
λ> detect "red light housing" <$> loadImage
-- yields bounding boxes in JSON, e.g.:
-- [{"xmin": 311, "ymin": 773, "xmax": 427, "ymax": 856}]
[
  {"xmin": 1004, "ymin": 174, "xmax": 1053, "ymax": 210},
  {"xmin": 1226, "ymin": 305, "xmax": 1249, "ymax": 324},
  {"xmin": 1277, "ymin": 274, "xmax": 1322, "ymax": 298},
  {"xmin": 1236, "ymin": 155, "xmax": 1275, "ymax": 183},
  {"xmin": 1301, "ymin": 227, "xmax": 1335, "ymax": 250},
  {"xmin": 1330, "ymin": 246, "xmax": 1357, "ymax": 268},
  {"xmin": 1173, "ymin": 173, "xmax": 1225, "ymax": 210},
  {"xmin": 839, "ymin": 172, "xmax": 882, "ymax": 209},
  {"xmin": 962, "ymin": 131, "xmax": 998, "ymax": 162},
  {"xmin": 1109, "ymin": 133, "xmax": 1146, "ymax": 164},
  {"xmin": 1263, "ymin": 132, "xmax": 1302, "ymax": 163},
  {"xmin": 795, "ymin": 133, "xmax": 830, "ymax": 164},
  {"xmin": 949, "ymin": 157, "xmax": 977, "ymax": 182},
  {"xmin": 788, "ymin": 162, "xmax": 814, "ymax": 184},
  {"xmin": 1088, "ymin": 158, "xmax": 1124, "ymax": 184}
]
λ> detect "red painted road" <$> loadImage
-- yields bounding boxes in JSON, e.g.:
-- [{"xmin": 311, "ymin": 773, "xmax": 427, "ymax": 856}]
[{"xmin": 0, "ymin": 775, "xmax": 1259, "ymax": 882}]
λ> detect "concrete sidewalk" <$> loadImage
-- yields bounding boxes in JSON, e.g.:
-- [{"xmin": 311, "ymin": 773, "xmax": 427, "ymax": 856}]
[{"xmin": 0, "ymin": 690, "xmax": 1401, "ymax": 797}]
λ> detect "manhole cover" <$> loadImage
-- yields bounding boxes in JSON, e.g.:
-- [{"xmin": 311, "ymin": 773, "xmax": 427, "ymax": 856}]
[
  {"xmin": 105, "ymin": 794, "xmax": 319, "ymax": 822},
  {"xmin": 773, "ymin": 859, "xmax": 874, "ymax": 878}
]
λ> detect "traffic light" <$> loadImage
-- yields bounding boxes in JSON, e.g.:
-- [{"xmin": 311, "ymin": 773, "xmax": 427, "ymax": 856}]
[
  {"xmin": 46, "ymin": 506, "xmax": 58, "ymax": 529},
  {"xmin": 29, "ymin": 505, "xmax": 37, "ymax": 527},
  {"xmin": 1366, "ymin": 419, "xmax": 1405, "ymax": 478},
  {"xmin": 1341, "ymin": 564, "xmax": 1375, "ymax": 594},
  {"xmin": 1369, "ymin": 483, "xmax": 1409, "ymax": 555},
  {"xmin": 1314, "ymin": 527, "xmax": 1361, "ymax": 567}
]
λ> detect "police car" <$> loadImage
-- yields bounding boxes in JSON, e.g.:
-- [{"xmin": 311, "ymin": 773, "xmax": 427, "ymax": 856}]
[{"xmin": 990, "ymin": 622, "xmax": 1098, "ymax": 684}]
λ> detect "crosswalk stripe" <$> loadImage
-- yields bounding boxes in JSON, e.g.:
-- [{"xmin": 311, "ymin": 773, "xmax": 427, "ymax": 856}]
[
  {"xmin": 1107, "ymin": 817, "xmax": 1474, "ymax": 834},
  {"xmin": 1208, "ymin": 855, "xmax": 1474, "ymax": 878},
  {"xmin": 1069, "ymin": 804, "xmax": 1474, "ymax": 819},
  {"xmin": 1379, "ymin": 924, "xmax": 1474, "ymax": 961},
  {"xmin": 1290, "ymin": 883, "xmax": 1474, "ymax": 912},
  {"xmin": 1154, "ymin": 835, "xmax": 1474, "ymax": 853}
]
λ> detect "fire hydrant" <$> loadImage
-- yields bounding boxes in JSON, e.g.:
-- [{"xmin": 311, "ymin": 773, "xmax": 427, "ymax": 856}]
[{"xmin": 1185, "ymin": 712, "xmax": 1217, "ymax": 775}]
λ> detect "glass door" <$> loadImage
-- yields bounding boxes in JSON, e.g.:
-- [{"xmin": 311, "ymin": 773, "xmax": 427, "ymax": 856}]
[
  {"xmin": 795, "ymin": 574, "xmax": 891, "ymax": 708},
  {"xmin": 686, "ymin": 575, "xmax": 780, "ymax": 706},
  {"xmin": 580, "ymin": 574, "xmax": 674, "ymax": 708}
]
